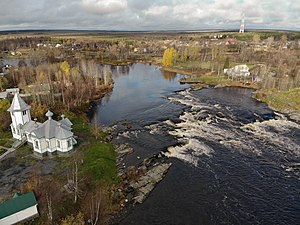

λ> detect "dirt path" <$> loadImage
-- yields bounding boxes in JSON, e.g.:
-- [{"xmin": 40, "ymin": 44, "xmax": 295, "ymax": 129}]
[
  {"xmin": 0, "ymin": 146, "xmax": 15, "ymax": 161},
  {"xmin": 0, "ymin": 139, "xmax": 26, "ymax": 161}
]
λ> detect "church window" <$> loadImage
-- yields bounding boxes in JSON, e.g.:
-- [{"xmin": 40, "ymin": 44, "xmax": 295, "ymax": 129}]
[
  {"xmin": 22, "ymin": 111, "xmax": 27, "ymax": 115},
  {"xmin": 67, "ymin": 139, "xmax": 72, "ymax": 148},
  {"xmin": 57, "ymin": 140, "xmax": 60, "ymax": 148},
  {"xmin": 35, "ymin": 140, "xmax": 39, "ymax": 149}
]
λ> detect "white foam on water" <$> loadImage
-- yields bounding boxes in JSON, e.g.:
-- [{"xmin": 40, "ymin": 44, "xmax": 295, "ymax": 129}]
[
  {"xmin": 145, "ymin": 123, "xmax": 163, "ymax": 135},
  {"xmin": 163, "ymin": 90, "xmax": 255, "ymax": 165},
  {"xmin": 163, "ymin": 119, "xmax": 176, "ymax": 127},
  {"xmin": 164, "ymin": 108, "xmax": 253, "ymax": 165},
  {"xmin": 241, "ymin": 119, "xmax": 300, "ymax": 156},
  {"xmin": 163, "ymin": 89, "xmax": 300, "ymax": 168},
  {"xmin": 165, "ymin": 138, "xmax": 214, "ymax": 167},
  {"xmin": 118, "ymin": 130, "xmax": 141, "ymax": 139},
  {"xmin": 168, "ymin": 89, "xmax": 212, "ymax": 111},
  {"xmin": 145, "ymin": 119, "xmax": 179, "ymax": 135}
]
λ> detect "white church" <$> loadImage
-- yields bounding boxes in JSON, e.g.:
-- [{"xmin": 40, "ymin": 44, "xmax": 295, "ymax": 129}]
[{"xmin": 7, "ymin": 92, "xmax": 77, "ymax": 156}]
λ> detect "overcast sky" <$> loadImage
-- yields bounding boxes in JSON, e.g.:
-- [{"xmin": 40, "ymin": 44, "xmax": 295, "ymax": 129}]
[{"xmin": 0, "ymin": 0, "xmax": 299, "ymax": 31}]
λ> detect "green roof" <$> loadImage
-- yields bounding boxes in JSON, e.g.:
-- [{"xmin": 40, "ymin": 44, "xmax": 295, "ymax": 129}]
[{"xmin": 0, "ymin": 192, "xmax": 37, "ymax": 219}]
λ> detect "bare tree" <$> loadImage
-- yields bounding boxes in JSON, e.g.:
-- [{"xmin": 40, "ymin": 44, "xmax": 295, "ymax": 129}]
[
  {"xmin": 65, "ymin": 160, "xmax": 81, "ymax": 204},
  {"xmin": 88, "ymin": 192, "xmax": 102, "ymax": 225},
  {"xmin": 46, "ymin": 193, "xmax": 53, "ymax": 224}
]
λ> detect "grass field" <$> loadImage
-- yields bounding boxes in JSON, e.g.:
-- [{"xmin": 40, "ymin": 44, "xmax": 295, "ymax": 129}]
[
  {"xmin": 64, "ymin": 112, "xmax": 117, "ymax": 184},
  {"xmin": 80, "ymin": 142, "xmax": 117, "ymax": 184},
  {"xmin": 0, "ymin": 130, "xmax": 13, "ymax": 147},
  {"xmin": 255, "ymin": 88, "xmax": 300, "ymax": 113},
  {"xmin": 0, "ymin": 147, "xmax": 7, "ymax": 155}
]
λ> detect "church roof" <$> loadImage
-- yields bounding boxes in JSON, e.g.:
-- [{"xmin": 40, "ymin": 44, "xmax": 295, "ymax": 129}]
[
  {"xmin": 60, "ymin": 118, "xmax": 73, "ymax": 127},
  {"xmin": 56, "ymin": 124, "xmax": 73, "ymax": 139},
  {"xmin": 32, "ymin": 116, "xmax": 73, "ymax": 140},
  {"xmin": 22, "ymin": 120, "xmax": 42, "ymax": 133},
  {"xmin": 7, "ymin": 92, "xmax": 30, "ymax": 112}
]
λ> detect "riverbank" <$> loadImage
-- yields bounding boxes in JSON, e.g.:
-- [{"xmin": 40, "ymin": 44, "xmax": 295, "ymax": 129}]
[
  {"xmin": 99, "ymin": 59, "xmax": 134, "ymax": 66},
  {"xmin": 109, "ymin": 147, "xmax": 172, "ymax": 224},
  {"xmin": 160, "ymin": 65, "xmax": 299, "ymax": 120},
  {"xmin": 254, "ymin": 88, "xmax": 300, "ymax": 121},
  {"xmin": 0, "ymin": 81, "xmax": 118, "ymax": 224},
  {"xmin": 0, "ymin": 107, "xmax": 119, "ymax": 223},
  {"xmin": 160, "ymin": 66, "xmax": 258, "ymax": 88}
]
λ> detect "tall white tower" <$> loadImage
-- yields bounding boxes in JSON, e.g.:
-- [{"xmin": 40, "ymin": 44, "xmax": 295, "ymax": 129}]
[
  {"xmin": 7, "ymin": 92, "xmax": 31, "ymax": 140},
  {"xmin": 239, "ymin": 12, "xmax": 245, "ymax": 33}
]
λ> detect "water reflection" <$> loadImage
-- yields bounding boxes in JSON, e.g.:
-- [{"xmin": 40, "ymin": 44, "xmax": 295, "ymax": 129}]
[
  {"xmin": 161, "ymin": 70, "xmax": 177, "ymax": 81},
  {"xmin": 91, "ymin": 63, "xmax": 188, "ymax": 125},
  {"xmin": 101, "ymin": 64, "xmax": 131, "ymax": 79}
]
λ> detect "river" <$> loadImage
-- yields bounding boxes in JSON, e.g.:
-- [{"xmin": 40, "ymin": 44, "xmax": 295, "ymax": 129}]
[{"xmin": 91, "ymin": 63, "xmax": 300, "ymax": 225}]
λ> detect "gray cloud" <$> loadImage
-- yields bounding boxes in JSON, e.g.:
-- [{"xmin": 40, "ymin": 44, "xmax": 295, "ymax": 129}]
[
  {"xmin": 82, "ymin": 0, "xmax": 127, "ymax": 14},
  {"xmin": 0, "ymin": 0, "xmax": 299, "ymax": 30}
]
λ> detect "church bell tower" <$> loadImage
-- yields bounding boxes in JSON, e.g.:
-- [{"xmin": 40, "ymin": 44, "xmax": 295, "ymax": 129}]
[{"xmin": 7, "ymin": 92, "xmax": 31, "ymax": 140}]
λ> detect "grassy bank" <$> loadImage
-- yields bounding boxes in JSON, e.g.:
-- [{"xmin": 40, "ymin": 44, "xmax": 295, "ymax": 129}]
[
  {"xmin": 81, "ymin": 142, "xmax": 117, "ymax": 184},
  {"xmin": 255, "ymin": 88, "xmax": 300, "ymax": 116},
  {"xmin": 64, "ymin": 111, "xmax": 117, "ymax": 184},
  {"xmin": 0, "ymin": 130, "xmax": 13, "ymax": 147}
]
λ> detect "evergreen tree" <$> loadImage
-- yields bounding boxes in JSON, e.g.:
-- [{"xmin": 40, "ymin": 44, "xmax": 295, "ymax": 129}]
[
  {"xmin": 223, "ymin": 57, "xmax": 230, "ymax": 69},
  {"xmin": 181, "ymin": 48, "xmax": 188, "ymax": 62}
]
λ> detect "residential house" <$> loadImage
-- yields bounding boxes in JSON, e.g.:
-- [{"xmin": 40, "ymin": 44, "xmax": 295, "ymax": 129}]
[
  {"xmin": 0, "ymin": 192, "xmax": 39, "ymax": 225},
  {"xmin": 224, "ymin": 65, "xmax": 250, "ymax": 79}
]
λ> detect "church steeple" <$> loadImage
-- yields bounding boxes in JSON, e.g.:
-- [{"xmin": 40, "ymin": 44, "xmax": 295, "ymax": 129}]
[
  {"xmin": 8, "ymin": 92, "xmax": 32, "ymax": 140},
  {"xmin": 7, "ymin": 92, "xmax": 31, "ymax": 112}
]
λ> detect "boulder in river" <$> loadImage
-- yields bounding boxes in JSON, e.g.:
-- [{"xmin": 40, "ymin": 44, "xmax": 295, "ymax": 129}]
[{"xmin": 131, "ymin": 163, "xmax": 172, "ymax": 204}]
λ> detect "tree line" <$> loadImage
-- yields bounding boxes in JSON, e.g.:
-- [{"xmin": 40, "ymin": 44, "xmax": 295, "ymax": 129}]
[
  {"xmin": 4, "ymin": 59, "xmax": 112, "ymax": 113},
  {"xmin": 161, "ymin": 33, "xmax": 300, "ymax": 90}
]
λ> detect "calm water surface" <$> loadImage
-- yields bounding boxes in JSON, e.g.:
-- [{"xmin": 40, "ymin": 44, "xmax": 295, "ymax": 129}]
[
  {"xmin": 91, "ymin": 64, "xmax": 300, "ymax": 225},
  {"xmin": 92, "ymin": 63, "xmax": 188, "ymax": 125}
]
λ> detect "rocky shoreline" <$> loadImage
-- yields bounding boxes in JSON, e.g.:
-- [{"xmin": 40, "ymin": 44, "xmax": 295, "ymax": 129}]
[{"xmin": 111, "ymin": 142, "xmax": 172, "ymax": 224}]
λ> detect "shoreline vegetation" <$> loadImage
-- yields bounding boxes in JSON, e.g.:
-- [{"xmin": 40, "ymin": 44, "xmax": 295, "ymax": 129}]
[
  {"xmin": 0, "ymin": 30, "xmax": 299, "ymax": 224},
  {"xmin": 254, "ymin": 88, "xmax": 300, "ymax": 121}
]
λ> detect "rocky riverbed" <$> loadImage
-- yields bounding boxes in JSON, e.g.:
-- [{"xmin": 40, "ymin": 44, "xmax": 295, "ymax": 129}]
[{"xmin": 112, "ymin": 142, "xmax": 173, "ymax": 223}]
